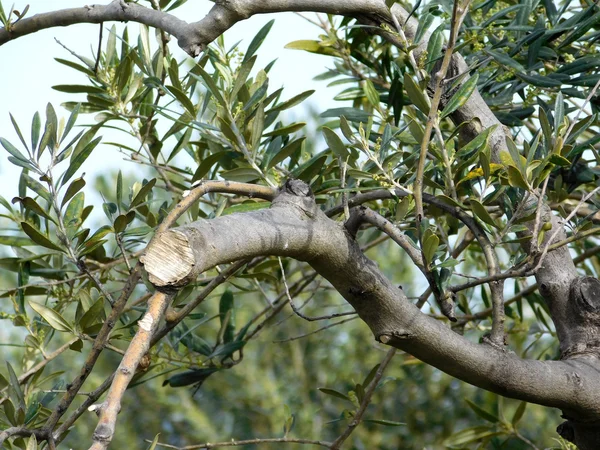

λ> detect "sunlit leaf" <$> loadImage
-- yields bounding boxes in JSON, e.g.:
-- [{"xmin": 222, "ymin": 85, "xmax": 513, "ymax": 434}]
[{"xmin": 29, "ymin": 300, "xmax": 73, "ymax": 332}]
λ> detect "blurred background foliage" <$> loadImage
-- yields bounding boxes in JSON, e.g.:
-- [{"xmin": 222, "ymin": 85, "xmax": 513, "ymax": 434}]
[{"xmin": 1, "ymin": 0, "xmax": 599, "ymax": 448}]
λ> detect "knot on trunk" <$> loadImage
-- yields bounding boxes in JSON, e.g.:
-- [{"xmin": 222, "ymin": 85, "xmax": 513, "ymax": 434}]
[{"xmin": 570, "ymin": 276, "xmax": 600, "ymax": 315}]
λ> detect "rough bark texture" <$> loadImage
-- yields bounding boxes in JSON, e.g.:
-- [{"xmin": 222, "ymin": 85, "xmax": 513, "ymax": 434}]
[
  {"xmin": 143, "ymin": 181, "xmax": 600, "ymax": 430},
  {"xmin": 2, "ymin": 0, "xmax": 600, "ymax": 447}
]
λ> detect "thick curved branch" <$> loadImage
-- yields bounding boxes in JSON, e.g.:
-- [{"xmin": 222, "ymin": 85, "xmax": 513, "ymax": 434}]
[
  {"xmin": 0, "ymin": 1, "xmax": 190, "ymax": 49},
  {"xmin": 142, "ymin": 181, "xmax": 600, "ymax": 422}
]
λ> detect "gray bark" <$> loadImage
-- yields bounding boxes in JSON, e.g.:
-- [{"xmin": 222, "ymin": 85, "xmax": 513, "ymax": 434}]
[{"xmin": 142, "ymin": 181, "xmax": 600, "ymax": 431}]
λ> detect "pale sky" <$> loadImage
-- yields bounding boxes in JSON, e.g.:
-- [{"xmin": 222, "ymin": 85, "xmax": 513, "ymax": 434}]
[{"xmin": 0, "ymin": 1, "xmax": 340, "ymax": 220}]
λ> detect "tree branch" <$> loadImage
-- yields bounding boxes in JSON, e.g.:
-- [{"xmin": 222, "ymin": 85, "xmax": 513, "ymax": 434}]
[{"xmin": 141, "ymin": 180, "xmax": 600, "ymax": 423}]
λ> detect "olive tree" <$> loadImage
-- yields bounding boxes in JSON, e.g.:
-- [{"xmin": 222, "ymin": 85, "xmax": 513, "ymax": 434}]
[{"xmin": 1, "ymin": 0, "xmax": 600, "ymax": 448}]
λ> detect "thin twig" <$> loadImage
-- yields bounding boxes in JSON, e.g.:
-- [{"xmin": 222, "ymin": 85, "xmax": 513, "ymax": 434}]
[
  {"xmin": 273, "ymin": 317, "xmax": 358, "ymax": 343},
  {"xmin": 329, "ymin": 348, "xmax": 397, "ymax": 449},
  {"xmin": 278, "ymin": 258, "xmax": 356, "ymax": 321}
]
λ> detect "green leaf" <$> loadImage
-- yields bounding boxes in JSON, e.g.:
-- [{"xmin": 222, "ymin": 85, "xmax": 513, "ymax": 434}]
[
  {"xmin": 0, "ymin": 235, "xmax": 34, "ymax": 246},
  {"xmin": 79, "ymin": 297, "xmax": 105, "ymax": 331},
  {"xmin": 284, "ymin": 40, "xmax": 337, "ymax": 56},
  {"xmin": 28, "ymin": 300, "xmax": 73, "ymax": 332},
  {"xmin": 52, "ymin": 85, "xmax": 106, "ymax": 94},
  {"xmin": 192, "ymin": 151, "xmax": 228, "ymax": 182},
  {"xmin": 146, "ymin": 434, "xmax": 160, "ymax": 450},
  {"xmin": 318, "ymin": 388, "xmax": 350, "ymax": 401},
  {"xmin": 403, "ymin": 73, "xmax": 429, "ymax": 114},
  {"xmin": 507, "ymin": 165, "xmax": 530, "ymax": 190},
  {"xmin": 231, "ymin": 55, "xmax": 256, "ymax": 101},
  {"xmin": 465, "ymin": 399, "xmax": 499, "ymax": 423},
  {"xmin": 221, "ymin": 168, "xmax": 261, "ymax": 183},
  {"xmin": 363, "ymin": 419, "xmax": 406, "ymax": 427},
  {"xmin": 0, "ymin": 137, "xmax": 28, "ymax": 162},
  {"xmin": 443, "ymin": 426, "xmax": 503, "ymax": 446},
  {"xmin": 244, "ymin": 19, "xmax": 274, "ymax": 62},
  {"xmin": 219, "ymin": 290, "xmax": 235, "ymax": 343},
  {"xmin": 222, "ymin": 202, "xmax": 271, "ymax": 215},
  {"xmin": 191, "ymin": 67, "xmax": 226, "ymax": 107},
  {"xmin": 26, "ymin": 434, "xmax": 37, "ymax": 450},
  {"xmin": 61, "ymin": 136, "xmax": 101, "ymax": 186},
  {"xmin": 554, "ymin": 91, "xmax": 564, "ymax": 132},
  {"xmin": 270, "ymin": 90, "xmax": 315, "ymax": 112},
  {"xmin": 31, "ymin": 111, "xmax": 41, "ymax": 151},
  {"xmin": 362, "ymin": 363, "xmax": 380, "ymax": 388},
  {"xmin": 512, "ymin": 401, "xmax": 527, "ymax": 426},
  {"xmin": 469, "ymin": 199, "xmax": 497, "ymax": 228},
  {"xmin": 321, "ymin": 107, "xmax": 371, "ymax": 123},
  {"xmin": 363, "ymin": 80, "xmax": 380, "ymax": 107},
  {"xmin": 423, "ymin": 232, "xmax": 439, "ymax": 267},
  {"xmin": 61, "ymin": 177, "xmax": 86, "ymax": 208},
  {"xmin": 263, "ymin": 122, "xmax": 306, "ymax": 137},
  {"xmin": 64, "ymin": 192, "xmax": 85, "ymax": 232},
  {"xmin": 322, "ymin": 127, "xmax": 349, "ymax": 158},
  {"xmin": 485, "ymin": 49, "xmax": 525, "ymax": 72},
  {"xmin": 21, "ymin": 222, "xmax": 63, "ymax": 252},
  {"xmin": 441, "ymin": 73, "xmax": 478, "ymax": 119},
  {"xmin": 268, "ymin": 137, "xmax": 304, "ymax": 169},
  {"xmin": 6, "ymin": 362, "xmax": 24, "ymax": 411},
  {"xmin": 130, "ymin": 178, "xmax": 156, "ymax": 209},
  {"xmin": 9, "ymin": 113, "xmax": 29, "ymax": 152},
  {"xmin": 426, "ymin": 24, "xmax": 444, "ymax": 71},
  {"xmin": 166, "ymin": 85, "xmax": 196, "ymax": 117}
]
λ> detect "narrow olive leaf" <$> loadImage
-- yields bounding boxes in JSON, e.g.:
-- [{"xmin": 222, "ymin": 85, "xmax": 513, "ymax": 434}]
[
  {"xmin": 322, "ymin": 127, "xmax": 349, "ymax": 158},
  {"xmin": 64, "ymin": 192, "xmax": 85, "ymax": 231},
  {"xmin": 31, "ymin": 111, "xmax": 41, "ymax": 150},
  {"xmin": 0, "ymin": 235, "xmax": 33, "ymax": 246},
  {"xmin": 270, "ymin": 90, "xmax": 315, "ymax": 112},
  {"xmin": 426, "ymin": 24, "xmax": 444, "ymax": 71},
  {"xmin": 507, "ymin": 165, "xmax": 530, "ymax": 190},
  {"xmin": 465, "ymin": 399, "xmax": 499, "ymax": 423},
  {"xmin": 61, "ymin": 103, "xmax": 80, "ymax": 144},
  {"xmin": 79, "ymin": 297, "xmax": 105, "ymax": 331},
  {"xmin": 363, "ymin": 80, "xmax": 380, "ymax": 107},
  {"xmin": 166, "ymin": 85, "xmax": 196, "ymax": 117},
  {"xmin": 318, "ymin": 388, "xmax": 350, "ymax": 401},
  {"xmin": 0, "ymin": 137, "xmax": 28, "ymax": 162},
  {"xmin": 441, "ymin": 73, "xmax": 479, "ymax": 119},
  {"xmin": 554, "ymin": 91, "xmax": 564, "ymax": 131},
  {"xmin": 363, "ymin": 419, "xmax": 406, "ymax": 427},
  {"xmin": 284, "ymin": 40, "xmax": 338, "ymax": 56},
  {"xmin": 61, "ymin": 177, "xmax": 86, "ymax": 208},
  {"xmin": 512, "ymin": 401, "xmax": 527, "ymax": 426},
  {"xmin": 28, "ymin": 300, "xmax": 73, "ymax": 332},
  {"xmin": 263, "ymin": 122, "xmax": 306, "ymax": 137},
  {"xmin": 61, "ymin": 136, "xmax": 101, "ymax": 186},
  {"xmin": 6, "ymin": 362, "xmax": 24, "ymax": 410},
  {"xmin": 231, "ymin": 55, "xmax": 256, "ymax": 100},
  {"xmin": 244, "ymin": 19, "xmax": 274, "ymax": 62},
  {"xmin": 191, "ymin": 68, "xmax": 226, "ymax": 107},
  {"xmin": 268, "ymin": 137, "xmax": 305, "ymax": 169},
  {"xmin": 192, "ymin": 151, "xmax": 227, "ymax": 182},
  {"xmin": 146, "ymin": 434, "xmax": 160, "ymax": 450},
  {"xmin": 485, "ymin": 49, "xmax": 525, "ymax": 72},
  {"xmin": 19, "ymin": 197, "xmax": 55, "ymax": 223},
  {"xmin": 26, "ymin": 434, "xmax": 37, "ymax": 450},
  {"xmin": 9, "ymin": 113, "xmax": 29, "ymax": 151},
  {"xmin": 21, "ymin": 222, "xmax": 63, "ymax": 252},
  {"xmin": 469, "ymin": 199, "xmax": 498, "ymax": 228},
  {"xmin": 116, "ymin": 170, "xmax": 123, "ymax": 211},
  {"xmin": 130, "ymin": 178, "xmax": 156, "ymax": 209},
  {"xmin": 423, "ymin": 233, "xmax": 439, "ymax": 266},
  {"xmin": 219, "ymin": 290, "xmax": 235, "ymax": 343},
  {"xmin": 403, "ymin": 73, "xmax": 429, "ymax": 114},
  {"xmin": 52, "ymin": 85, "xmax": 106, "ymax": 94},
  {"xmin": 443, "ymin": 426, "xmax": 503, "ymax": 446}
]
